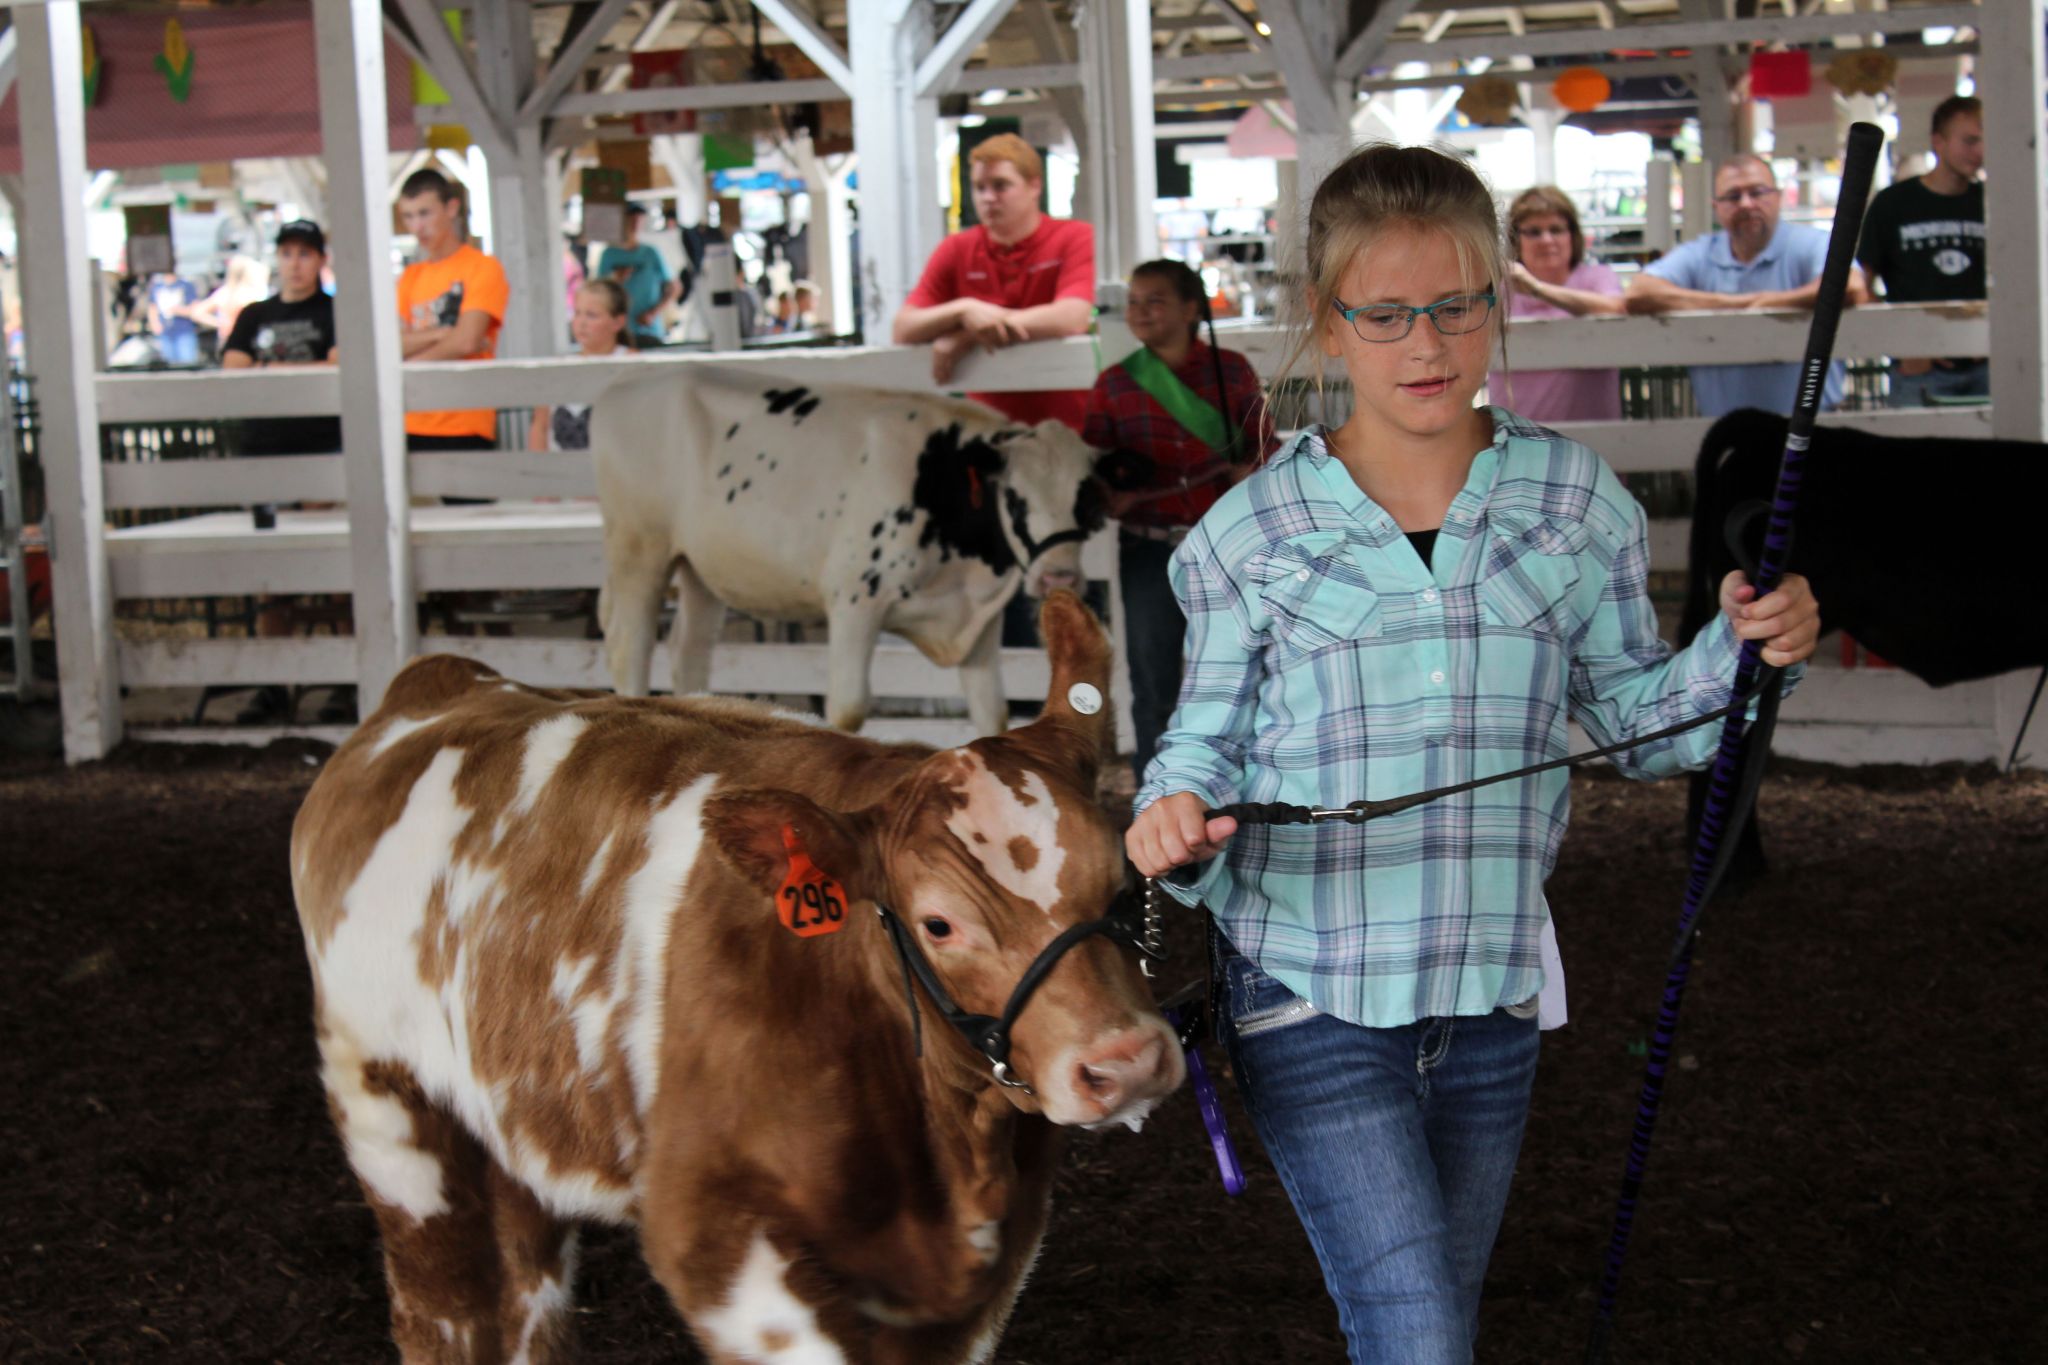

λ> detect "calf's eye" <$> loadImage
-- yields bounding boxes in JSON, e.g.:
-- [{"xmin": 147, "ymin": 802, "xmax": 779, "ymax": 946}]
[{"xmin": 923, "ymin": 918, "xmax": 954, "ymax": 940}]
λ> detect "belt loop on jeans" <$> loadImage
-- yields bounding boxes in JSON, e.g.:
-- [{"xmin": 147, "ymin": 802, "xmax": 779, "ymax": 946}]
[{"xmin": 1120, "ymin": 523, "xmax": 1192, "ymax": 546}]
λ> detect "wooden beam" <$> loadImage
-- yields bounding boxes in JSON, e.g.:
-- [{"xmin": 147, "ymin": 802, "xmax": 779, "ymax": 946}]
[
  {"xmin": 749, "ymin": 0, "xmax": 855, "ymax": 92},
  {"xmin": 518, "ymin": 0, "xmax": 635, "ymax": 122},
  {"xmin": 16, "ymin": 1, "xmax": 120, "ymax": 761},
  {"xmin": 916, "ymin": 0, "xmax": 1021, "ymax": 98},
  {"xmin": 1334, "ymin": 0, "xmax": 1422, "ymax": 82},
  {"xmin": 553, "ymin": 76, "xmax": 843, "ymax": 117},
  {"xmin": 390, "ymin": 0, "xmax": 513, "ymax": 153},
  {"xmin": 1249, "ymin": 0, "xmax": 1342, "ymax": 131},
  {"xmin": 1376, "ymin": 3, "xmax": 1982, "ymax": 64}
]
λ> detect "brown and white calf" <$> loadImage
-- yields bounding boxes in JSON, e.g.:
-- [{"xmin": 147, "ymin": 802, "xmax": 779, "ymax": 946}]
[{"xmin": 290, "ymin": 592, "xmax": 1181, "ymax": 1364}]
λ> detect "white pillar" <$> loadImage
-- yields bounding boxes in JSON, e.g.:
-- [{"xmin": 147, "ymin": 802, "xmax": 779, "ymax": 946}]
[
  {"xmin": 1527, "ymin": 107, "xmax": 1561, "ymax": 188},
  {"xmin": 1264, "ymin": 0, "xmax": 1353, "ymax": 274},
  {"xmin": 1981, "ymin": 0, "xmax": 2048, "ymax": 443},
  {"xmin": 702, "ymin": 242, "xmax": 743, "ymax": 351},
  {"xmin": 16, "ymin": 2, "xmax": 118, "ymax": 762},
  {"xmin": 471, "ymin": 0, "xmax": 561, "ymax": 358},
  {"xmin": 1078, "ymin": 0, "xmax": 1156, "ymax": 281},
  {"xmin": 654, "ymin": 132, "xmax": 707, "ymax": 226},
  {"xmin": 1680, "ymin": 159, "xmax": 1711, "ymax": 241},
  {"xmin": 849, "ymin": 0, "xmax": 939, "ymax": 341},
  {"xmin": 1645, "ymin": 155, "xmax": 1676, "ymax": 252},
  {"xmin": 315, "ymin": 0, "xmax": 416, "ymax": 709}
]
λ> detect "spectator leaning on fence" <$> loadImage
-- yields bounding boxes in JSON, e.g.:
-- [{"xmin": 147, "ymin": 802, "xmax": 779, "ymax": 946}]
[
  {"xmin": 1497, "ymin": 186, "xmax": 1624, "ymax": 423},
  {"xmin": 396, "ymin": 167, "xmax": 510, "ymax": 453},
  {"xmin": 529, "ymin": 278, "xmax": 633, "ymax": 453},
  {"xmin": 891, "ymin": 133, "xmax": 1096, "ymax": 431},
  {"xmin": 1624, "ymin": 154, "xmax": 1869, "ymax": 417},
  {"xmin": 1857, "ymin": 95, "xmax": 1987, "ymax": 408}
]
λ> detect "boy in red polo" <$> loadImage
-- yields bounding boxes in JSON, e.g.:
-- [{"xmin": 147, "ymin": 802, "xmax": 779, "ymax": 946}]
[{"xmin": 893, "ymin": 134, "xmax": 1095, "ymax": 430}]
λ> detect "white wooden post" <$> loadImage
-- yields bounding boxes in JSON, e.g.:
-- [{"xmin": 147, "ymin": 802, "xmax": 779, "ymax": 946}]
[
  {"xmin": 1680, "ymin": 159, "xmax": 1710, "ymax": 241},
  {"xmin": 1078, "ymin": 0, "xmax": 1156, "ymax": 280},
  {"xmin": 1262, "ymin": 0, "xmax": 1354, "ymax": 273},
  {"xmin": 315, "ymin": 0, "xmax": 415, "ymax": 708},
  {"xmin": 1982, "ymin": 0, "xmax": 2048, "ymax": 444},
  {"xmin": 849, "ymin": 0, "xmax": 939, "ymax": 341},
  {"xmin": 1646, "ymin": 155, "xmax": 1676, "ymax": 252},
  {"xmin": 17, "ymin": 2, "xmax": 119, "ymax": 761},
  {"xmin": 472, "ymin": 0, "xmax": 562, "ymax": 358}
]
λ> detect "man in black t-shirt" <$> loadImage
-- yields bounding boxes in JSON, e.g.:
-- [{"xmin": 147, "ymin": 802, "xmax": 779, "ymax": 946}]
[
  {"xmin": 223, "ymin": 220, "xmax": 344, "ymax": 725},
  {"xmin": 223, "ymin": 219, "xmax": 342, "ymax": 452},
  {"xmin": 1858, "ymin": 96, "xmax": 1987, "ymax": 408}
]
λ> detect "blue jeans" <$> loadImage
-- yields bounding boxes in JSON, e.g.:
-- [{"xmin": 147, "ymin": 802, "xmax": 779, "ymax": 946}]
[
  {"xmin": 1119, "ymin": 531, "xmax": 1187, "ymax": 782},
  {"xmin": 1885, "ymin": 360, "xmax": 1989, "ymax": 408},
  {"xmin": 1214, "ymin": 929, "xmax": 1540, "ymax": 1364}
]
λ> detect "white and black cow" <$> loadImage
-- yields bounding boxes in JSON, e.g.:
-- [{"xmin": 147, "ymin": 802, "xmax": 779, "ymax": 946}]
[
  {"xmin": 593, "ymin": 369, "xmax": 1106, "ymax": 735},
  {"xmin": 1680, "ymin": 407, "xmax": 2048, "ymax": 876}
]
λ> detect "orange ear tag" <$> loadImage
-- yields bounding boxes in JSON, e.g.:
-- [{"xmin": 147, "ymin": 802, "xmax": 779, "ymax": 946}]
[{"xmin": 777, "ymin": 824, "xmax": 849, "ymax": 938}]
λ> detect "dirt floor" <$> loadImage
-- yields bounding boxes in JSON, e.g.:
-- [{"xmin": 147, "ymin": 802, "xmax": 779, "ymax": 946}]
[{"xmin": 3, "ymin": 734, "xmax": 2044, "ymax": 1364}]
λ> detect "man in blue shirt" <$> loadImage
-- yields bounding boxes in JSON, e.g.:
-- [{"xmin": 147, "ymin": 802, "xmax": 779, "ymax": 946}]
[
  {"xmin": 1626, "ymin": 154, "xmax": 1870, "ymax": 416},
  {"xmin": 596, "ymin": 204, "xmax": 678, "ymax": 349}
]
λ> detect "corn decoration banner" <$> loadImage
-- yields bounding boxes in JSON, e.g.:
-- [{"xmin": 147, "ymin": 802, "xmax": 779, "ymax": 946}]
[
  {"xmin": 82, "ymin": 21, "xmax": 103, "ymax": 106},
  {"xmin": 1455, "ymin": 75, "xmax": 1520, "ymax": 127},
  {"xmin": 1825, "ymin": 51, "xmax": 1898, "ymax": 97},
  {"xmin": 155, "ymin": 18, "xmax": 196, "ymax": 103}
]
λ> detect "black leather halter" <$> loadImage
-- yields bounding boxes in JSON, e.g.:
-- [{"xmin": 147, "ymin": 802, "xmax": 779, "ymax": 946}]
[
  {"xmin": 873, "ymin": 883, "xmax": 1165, "ymax": 1094},
  {"xmin": 1002, "ymin": 486, "xmax": 1091, "ymax": 564}
]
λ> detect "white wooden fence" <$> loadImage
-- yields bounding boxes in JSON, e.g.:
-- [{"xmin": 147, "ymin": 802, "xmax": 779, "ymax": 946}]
[{"xmin": 54, "ymin": 302, "xmax": 2044, "ymax": 766}]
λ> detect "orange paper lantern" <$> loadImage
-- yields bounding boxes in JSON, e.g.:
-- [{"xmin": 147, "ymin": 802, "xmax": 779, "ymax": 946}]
[{"xmin": 1551, "ymin": 67, "xmax": 1612, "ymax": 114}]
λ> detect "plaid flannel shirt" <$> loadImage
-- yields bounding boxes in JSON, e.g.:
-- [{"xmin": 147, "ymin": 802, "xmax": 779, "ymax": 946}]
[
  {"xmin": 1082, "ymin": 342, "xmax": 1277, "ymax": 529},
  {"xmin": 1137, "ymin": 409, "xmax": 1792, "ymax": 1028}
]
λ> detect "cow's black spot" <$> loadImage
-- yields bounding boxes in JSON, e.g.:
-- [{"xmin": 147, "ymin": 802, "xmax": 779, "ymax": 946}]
[
  {"xmin": 912, "ymin": 422, "xmax": 1015, "ymax": 575},
  {"xmin": 860, "ymin": 569, "xmax": 882, "ymax": 598},
  {"xmin": 871, "ymin": 521, "xmax": 885, "ymax": 538},
  {"xmin": 755, "ymin": 451, "xmax": 766, "ymax": 461},
  {"xmin": 764, "ymin": 386, "xmax": 811, "ymax": 415},
  {"xmin": 794, "ymin": 397, "xmax": 821, "ymax": 420},
  {"xmin": 725, "ymin": 422, "xmax": 740, "ymax": 441},
  {"xmin": 893, "ymin": 506, "xmax": 915, "ymax": 525},
  {"xmin": 726, "ymin": 489, "xmax": 736, "ymax": 503},
  {"xmin": 741, "ymin": 480, "xmax": 752, "ymax": 492},
  {"xmin": 717, "ymin": 463, "xmax": 732, "ymax": 478},
  {"xmin": 768, "ymin": 460, "xmax": 778, "ymax": 471},
  {"xmin": 870, "ymin": 547, "xmax": 881, "ymax": 562}
]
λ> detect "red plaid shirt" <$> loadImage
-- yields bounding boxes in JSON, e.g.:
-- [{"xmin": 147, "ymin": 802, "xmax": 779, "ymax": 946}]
[{"xmin": 1082, "ymin": 342, "xmax": 1277, "ymax": 529}]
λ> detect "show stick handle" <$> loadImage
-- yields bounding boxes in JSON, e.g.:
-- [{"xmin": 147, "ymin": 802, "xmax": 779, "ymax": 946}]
[{"xmin": 1184, "ymin": 1035, "xmax": 1247, "ymax": 1197}]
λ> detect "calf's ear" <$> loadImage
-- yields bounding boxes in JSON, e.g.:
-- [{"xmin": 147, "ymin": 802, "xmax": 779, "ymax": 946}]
[
  {"xmin": 1009, "ymin": 590, "xmax": 1113, "ymax": 789},
  {"xmin": 703, "ymin": 788, "xmax": 880, "ymax": 903}
]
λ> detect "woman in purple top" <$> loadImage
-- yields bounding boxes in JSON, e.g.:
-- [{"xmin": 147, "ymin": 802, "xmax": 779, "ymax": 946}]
[{"xmin": 1497, "ymin": 186, "xmax": 1623, "ymax": 422}]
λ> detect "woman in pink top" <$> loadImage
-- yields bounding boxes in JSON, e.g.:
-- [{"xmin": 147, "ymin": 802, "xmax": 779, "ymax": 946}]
[{"xmin": 1497, "ymin": 186, "xmax": 1623, "ymax": 422}]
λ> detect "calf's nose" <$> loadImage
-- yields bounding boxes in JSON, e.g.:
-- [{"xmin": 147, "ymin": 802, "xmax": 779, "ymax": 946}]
[
  {"xmin": 1073, "ymin": 1031, "xmax": 1171, "ymax": 1115},
  {"xmin": 1033, "ymin": 566, "xmax": 1082, "ymax": 597}
]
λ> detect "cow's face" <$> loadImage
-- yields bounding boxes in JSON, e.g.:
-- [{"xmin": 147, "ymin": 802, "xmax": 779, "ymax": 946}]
[
  {"xmin": 997, "ymin": 422, "xmax": 1107, "ymax": 599},
  {"xmin": 704, "ymin": 593, "xmax": 1181, "ymax": 1129}
]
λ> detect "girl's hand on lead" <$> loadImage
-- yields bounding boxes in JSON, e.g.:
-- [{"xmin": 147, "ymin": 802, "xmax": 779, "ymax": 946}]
[
  {"xmin": 1719, "ymin": 570, "xmax": 1822, "ymax": 667},
  {"xmin": 1127, "ymin": 791, "xmax": 1238, "ymax": 878}
]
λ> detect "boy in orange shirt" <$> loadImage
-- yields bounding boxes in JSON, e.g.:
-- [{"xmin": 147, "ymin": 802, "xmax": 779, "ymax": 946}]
[{"xmin": 396, "ymin": 168, "xmax": 510, "ymax": 451}]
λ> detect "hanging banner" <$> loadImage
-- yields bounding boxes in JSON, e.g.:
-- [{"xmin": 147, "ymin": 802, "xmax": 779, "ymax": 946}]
[
  {"xmin": 631, "ymin": 49, "xmax": 694, "ymax": 137},
  {"xmin": 124, "ymin": 204, "xmax": 175, "ymax": 276},
  {"xmin": 581, "ymin": 166, "xmax": 629, "ymax": 243}
]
